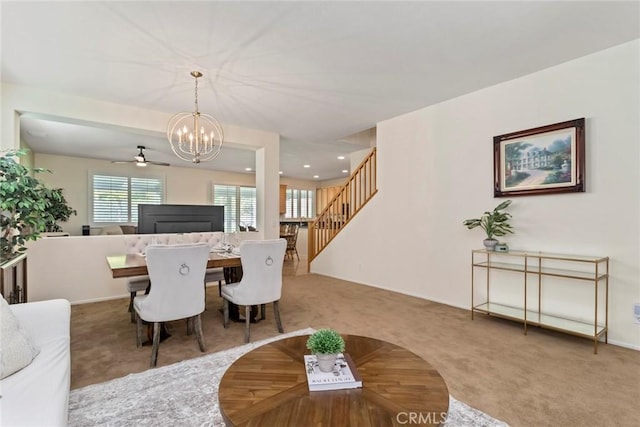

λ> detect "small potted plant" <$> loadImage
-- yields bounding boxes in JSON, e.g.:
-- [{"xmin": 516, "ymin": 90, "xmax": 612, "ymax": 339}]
[
  {"xmin": 463, "ymin": 200, "xmax": 514, "ymax": 251},
  {"xmin": 306, "ymin": 328, "xmax": 345, "ymax": 372}
]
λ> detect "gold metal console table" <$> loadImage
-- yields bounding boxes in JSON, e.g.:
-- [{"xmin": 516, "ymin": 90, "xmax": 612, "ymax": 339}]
[{"xmin": 471, "ymin": 249, "xmax": 608, "ymax": 353}]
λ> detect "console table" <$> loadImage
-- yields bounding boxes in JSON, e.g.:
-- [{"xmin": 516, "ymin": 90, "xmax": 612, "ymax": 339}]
[{"xmin": 471, "ymin": 249, "xmax": 609, "ymax": 353}]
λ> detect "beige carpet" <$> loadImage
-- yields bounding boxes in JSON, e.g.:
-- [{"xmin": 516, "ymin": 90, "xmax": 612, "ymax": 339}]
[
  {"xmin": 70, "ymin": 259, "xmax": 640, "ymax": 426},
  {"xmin": 69, "ymin": 328, "xmax": 508, "ymax": 426}
]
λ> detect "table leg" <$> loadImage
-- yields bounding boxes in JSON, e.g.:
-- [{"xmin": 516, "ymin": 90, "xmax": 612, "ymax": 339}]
[{"xmin": 142, "ymin": 322, "xmax": 171, "ymax": 346}]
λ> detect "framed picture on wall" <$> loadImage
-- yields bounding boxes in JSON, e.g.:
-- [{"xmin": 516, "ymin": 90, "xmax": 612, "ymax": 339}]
[{"xmin": 493, "ymin": 118, "xmax": 585, "ymax": 197}]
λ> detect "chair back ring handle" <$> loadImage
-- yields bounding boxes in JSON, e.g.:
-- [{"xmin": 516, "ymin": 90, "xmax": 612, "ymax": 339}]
[
  {"xmin": 179, "ymin": 263, "xmax": 191, "ymax": 276},
  {"xmin": 265, "ymin": 256, "xmax": 274, "ymax": 266}
]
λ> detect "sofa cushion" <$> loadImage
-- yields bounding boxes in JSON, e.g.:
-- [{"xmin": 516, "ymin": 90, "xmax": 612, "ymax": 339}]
[{"xmin": 0, "ymin": 298, "xmax": 39, "ymax": 379}]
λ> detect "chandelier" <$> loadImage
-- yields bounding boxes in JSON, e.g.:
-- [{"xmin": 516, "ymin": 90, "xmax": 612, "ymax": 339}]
[{"xmin": 167, "ymin": 71, "xmax": 224, "ymax": 163}]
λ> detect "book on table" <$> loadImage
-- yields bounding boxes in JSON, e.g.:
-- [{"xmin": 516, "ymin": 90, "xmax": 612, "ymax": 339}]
[{"xmin": 304, "ymin": 353, "xmax": 363, "ymax": 391}]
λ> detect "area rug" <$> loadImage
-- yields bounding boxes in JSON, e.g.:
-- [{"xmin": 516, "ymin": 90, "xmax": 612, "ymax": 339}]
[{"xmin": 69, "ymin": 328, "xmax": 508, "ymax": 426}]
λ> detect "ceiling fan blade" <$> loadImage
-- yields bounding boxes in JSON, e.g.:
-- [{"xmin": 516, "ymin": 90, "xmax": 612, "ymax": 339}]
[{"xmin": 113, "ymin": 146, "xmax": 169, "ymax": 166}]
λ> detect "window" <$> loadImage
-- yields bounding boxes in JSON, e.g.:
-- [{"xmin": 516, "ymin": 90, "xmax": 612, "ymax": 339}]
[
  {"xmin": 91, "ymin": 174, "xmax": 164, "ymax": 224},
  {"xmin": 213, "ymin": 184, "xmax": 257, "ymax": 232},
  {"xmin": 285, "ymin": 188, "xmax": 314, "ymax": 219}
]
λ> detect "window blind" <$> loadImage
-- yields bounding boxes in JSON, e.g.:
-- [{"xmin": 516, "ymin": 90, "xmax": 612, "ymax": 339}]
[
  {"xmin": 239, "ymin": 187, "xmax": 257, "ymax": 229},
  {"xmin": 285, "ymin": 188, "xmax": 314, "ymax": 219},
  {"xmin": 130, "ymin": 177, "xmax": 164, "ymax": 223},
  {"xmin": 213, "ymin": 184, "xmax": 238, "ymax": 233},
  {"xmin": 213, "ymin": 184, "xmax": 258, "ymax": 232},
  {"xmin": 91, "ymin": 174, "xmax": 164, "ymax": 223}
]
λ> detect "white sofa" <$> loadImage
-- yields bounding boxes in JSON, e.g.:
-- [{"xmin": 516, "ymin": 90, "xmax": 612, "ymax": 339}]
[{"xmin": 0, "ymin": 299, "xmax": 71, "ymax": 426}]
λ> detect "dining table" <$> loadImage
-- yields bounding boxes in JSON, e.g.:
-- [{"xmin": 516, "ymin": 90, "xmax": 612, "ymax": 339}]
[
  {"xmin": 106, "ymin": 251, "xmax": 259, "ymax": 323},
  {"xmin": 106, "ymin": 252, "xmax": 243, "ymax": 279}
]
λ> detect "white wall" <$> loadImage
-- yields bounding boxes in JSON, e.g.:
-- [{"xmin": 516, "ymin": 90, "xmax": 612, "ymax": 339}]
[{"xmin": 312, "ymin": 40, "xmax": 640, "ymax": 349}]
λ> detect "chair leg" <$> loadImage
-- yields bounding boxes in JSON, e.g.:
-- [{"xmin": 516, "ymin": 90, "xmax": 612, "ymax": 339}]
[
  {"xmin": 218, "ymin": 280, "xmax": 222, "ymax": 297},
  {"xmin": 260, "ymin": 304, "xmax": 266, "ymax": 320},
  {"xmin": 186, "ymin": 318, "xmax": 194, "ymax": 336},
  {"xmin": 150, "ymin": 322, "xmax": 161, "ymax": 367},
  {"xmin": 273, "ymin": 300, "xmax": 284, "ymax": 333},
  {"xmin": 129, "ymin": 292, "xmax": 136, "ymax": 323},
  {"xmin": 223, "ymin": 299, "xmax": 229, "ymax": 328},
  {"xmin": 194, "ymin": 314, "xmax": 206, "ymax": 352},
  {"xmin": 136, "ymin": 311, "xmax": 143, "ymax": 348},
  {"xmin": 295, "ymin": 248, "xmax": 299, "ymax": 261},
  {"xmin": 244, "ymin": 306, "xmax": 251, "ymax": 343}
]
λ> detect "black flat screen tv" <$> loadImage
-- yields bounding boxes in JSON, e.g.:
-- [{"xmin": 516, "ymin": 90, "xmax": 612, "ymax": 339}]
[{"xmin": 137, "ymin": 204, "xmax": 224, "ymax": 234}]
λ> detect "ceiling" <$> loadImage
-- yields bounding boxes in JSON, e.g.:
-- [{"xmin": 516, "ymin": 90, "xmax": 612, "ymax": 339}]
[{"xmin": 2, "ymin": 1, "xmax": 639, "ymax": 180}]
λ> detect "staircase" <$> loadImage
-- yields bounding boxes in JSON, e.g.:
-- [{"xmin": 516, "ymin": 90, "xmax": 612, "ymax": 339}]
[{"xmin": 308, "ymin": 148, "xmax": 377, "ymax": 266}]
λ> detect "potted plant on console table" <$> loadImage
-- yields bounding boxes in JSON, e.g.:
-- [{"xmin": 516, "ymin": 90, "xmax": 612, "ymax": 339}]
[
  {"xmin": 463, "ymin": 200, "xmax": 514, "ymax": 251},
  {"xmin": 306, "ymin": 328, "xmax": 345, "ymax": 372}
]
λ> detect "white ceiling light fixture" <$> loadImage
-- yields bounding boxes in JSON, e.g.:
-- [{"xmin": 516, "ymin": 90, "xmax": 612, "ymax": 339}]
[
  {"xmin": 337, "ymin": 156, "xmax": 345, "ymax": 160},
  {"xmin": 167, "ymin": 71, "xmax": 224, "ymax": 164}
]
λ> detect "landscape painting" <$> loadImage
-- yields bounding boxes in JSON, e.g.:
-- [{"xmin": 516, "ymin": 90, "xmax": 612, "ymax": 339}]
[{"xmin": 493, "ymin": 118, "xmax": 585, "ymax": 197}]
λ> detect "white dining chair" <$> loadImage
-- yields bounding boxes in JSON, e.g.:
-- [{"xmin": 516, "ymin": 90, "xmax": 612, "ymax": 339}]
[
  {"xmin": 133, "ymin": 243, "xmax": 210, "ymax": 367},
  {"xmin": 123, "ymin": 234, "xmax": 170, "ymax": 322},
  {"xmin": 221, "ymin": 238, "xmax": 287, "ymax": 343},
  {"xmin": 186, "ymin": 232, "xmax": 226, "ymax": 295}
]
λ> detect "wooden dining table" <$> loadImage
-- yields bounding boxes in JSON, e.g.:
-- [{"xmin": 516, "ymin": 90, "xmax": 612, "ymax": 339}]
[
  {"xmin": 106, "ymin": 252, "xmax": 257, "ymax": 323},
  {"xmin": 106, "ymin": 252, "xmax": 242, "ymax": 279}
]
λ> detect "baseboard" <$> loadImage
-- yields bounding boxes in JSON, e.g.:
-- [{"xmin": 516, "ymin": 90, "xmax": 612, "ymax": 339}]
[{"xmin": 607, "ymin": 339, "xmax": 640, "ymax": 351}]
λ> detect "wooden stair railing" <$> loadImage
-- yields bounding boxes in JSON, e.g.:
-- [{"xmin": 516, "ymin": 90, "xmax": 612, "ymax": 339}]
[{"xmin": 308, "ymin": 147, "xmax": 377, "ymax": 267}]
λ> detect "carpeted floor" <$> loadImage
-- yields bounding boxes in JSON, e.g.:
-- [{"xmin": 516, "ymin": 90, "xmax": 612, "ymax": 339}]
[
  {"xmin": 70, "ymin": 257, "xmax": 640, "ymax": 426},
  {"xmin": 69, "ymin": 328, "xmax": 508, "ymax": 427}
]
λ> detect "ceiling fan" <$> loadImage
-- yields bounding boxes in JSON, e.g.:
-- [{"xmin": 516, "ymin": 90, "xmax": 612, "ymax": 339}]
[{"xmin": 112, "ymin": 145, "xmax": 170, "ymax": 167}]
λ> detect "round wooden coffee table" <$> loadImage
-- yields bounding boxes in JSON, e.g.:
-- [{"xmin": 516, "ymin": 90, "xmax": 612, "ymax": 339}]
[{"xmin": 219, "ymin": 334, "xmax": 449, "ymax": 426}]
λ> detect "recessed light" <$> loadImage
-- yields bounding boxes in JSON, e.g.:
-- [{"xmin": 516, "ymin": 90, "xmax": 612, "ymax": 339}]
[
  {"xmin": 303, "ymin": 164, "xmax": 310, "ymax": 168},
  {"xmin": 245, "ymin": 167, "xmax": 252, "ymax": 171},
  {"xmin": 337, "ymin": 156, "xmax": 345, "ymax": 160},
  {"xmin": 279, "ymin": 171, "xmax": 283, "ymax": 175},
  {"xmin": 342, "ymin": 169, "xmax": 348, "ymax": 173},
  {"xmin": 313, "ymin": 175, "xmax": 319, "ymax": 179}
]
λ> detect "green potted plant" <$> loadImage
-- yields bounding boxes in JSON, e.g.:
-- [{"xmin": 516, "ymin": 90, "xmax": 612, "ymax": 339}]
[
  {"xmin": 463, "ymin": 200, "xmax": 514, "ymax": 251},
  {"xmin": 306, "ymin": 328, "xmax": 345, "ymax": 372},
  {"xmin": 1, "ymin": 149, "xmax": 57, "ymax": 261},
  {"xmin": 43, "ymin": 188, "xmax": 77, "ymax": 232}
]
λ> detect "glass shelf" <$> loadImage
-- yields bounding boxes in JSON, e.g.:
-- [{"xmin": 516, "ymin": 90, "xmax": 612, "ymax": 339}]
[
  {"xmin": 473, "ymin": 303, "xmax": 607, "ymax": 338},
  {"xmin": 472, "ymin": 261, "xmax": 608, "ymax": 281},
  {"xmin": 471, "ymin": 249, "xmax": 609, "ymax": 353}
]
